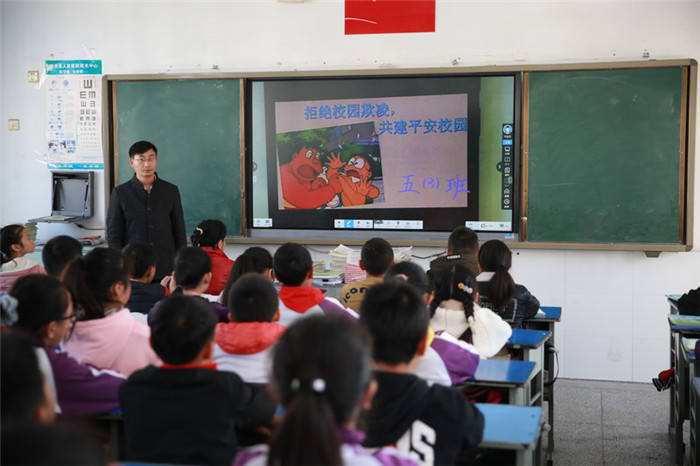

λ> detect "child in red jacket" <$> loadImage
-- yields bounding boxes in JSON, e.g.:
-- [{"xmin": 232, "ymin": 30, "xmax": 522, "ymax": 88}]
[{"xmin": 191, "ymin": 219, "xmax": 234, "ymax": 296}]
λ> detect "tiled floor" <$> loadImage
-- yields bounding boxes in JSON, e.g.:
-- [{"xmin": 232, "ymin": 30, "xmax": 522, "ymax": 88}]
[{"xmin": 553, "ymin": 378, "xmax": 671, "ymax": 465}]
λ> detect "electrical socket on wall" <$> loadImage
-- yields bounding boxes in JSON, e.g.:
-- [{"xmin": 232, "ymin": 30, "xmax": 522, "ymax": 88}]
[
  {"xmin": 28, "ymin": 70, "xmax": 40, "ymax": 83},
  {"xmin": 8, "ymin": 119, "xmax": 20, "ymax": 131}
]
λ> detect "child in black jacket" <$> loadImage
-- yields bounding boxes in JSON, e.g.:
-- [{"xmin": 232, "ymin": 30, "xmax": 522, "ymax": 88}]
[
  {"xmin": 119, "ymin": 294, "xmax": 275, "ymax": 465},
  {"xmin": 360, "ymin": 280, "xmax": 484, "ymax": 465}
]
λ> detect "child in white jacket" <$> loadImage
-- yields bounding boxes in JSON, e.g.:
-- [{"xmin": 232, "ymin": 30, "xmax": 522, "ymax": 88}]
[{"xmin": 429, "ymin": 264, "xmax": 511, "ymax": 358}]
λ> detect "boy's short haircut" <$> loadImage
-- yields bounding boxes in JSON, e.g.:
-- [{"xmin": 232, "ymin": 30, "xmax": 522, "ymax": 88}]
[
  {"xmin": 128, "ymin": 140, "xmax": 157, "ymax": 158},
  {"xmin": 447, "ymin": 226, "xmax": 479, "ymax": 255},
  {"xmin": 1, "ymin": 330, "xmax": 46, "ymax": 426},
  {"xmin": 228, "ymin": 273, "xmax": 279, "ymax": 322},
  {"xmin": 122, "ymin": 241, "xmax": 157, "ymax": 279},
  {"xmin": 359, "ymin": 281, "xmax": 429, "ymax": 365},
  {"xmin": 273, "ymin": 242, "xmax": 312, "ymax": 287},
  {"xmin": 361, "ymin": 238, "xmax": 394, "ymax": 276},
  {"xmin": 42, "ymin": 235, "xmax": 82, "ymax": 277},
  {"xmin": 149, "ymin": 294, "xmax": 217, "ymax": 365}
]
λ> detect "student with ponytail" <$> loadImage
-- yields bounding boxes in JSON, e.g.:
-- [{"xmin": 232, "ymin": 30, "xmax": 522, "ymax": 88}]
[
  {"xmin": 191, "ymin": 219, "xmax": 234, "ymax": 296},
  {"xmin": 62, "ymin": 247, "xmax": 160, "ymax": 376},
  {"xmin": 148, "ymin": 247, "xmax": 229, "ymax": 324},
  {"xmin": 0, "ymin": 224, "xmax": 44, "ymax": 293},
  {"xmin": 476, "ymin": 239, "xmax": 540, "ymax": 328},
  {"xmin": 430, "ymin": 264, "xmax": 511, "ymax": 358},
  {"xmin": 3, "ymin": 274, "xmax": 123, "ymax": 416},
  {"xmin": 234, "ymin": 314, "xmax": 417, "ymax": 466}
]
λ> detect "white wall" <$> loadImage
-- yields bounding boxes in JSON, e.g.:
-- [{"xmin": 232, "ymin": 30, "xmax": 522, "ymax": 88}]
[{"xmin": 2, "ymin": 0, "xmax": 699, "ymax": 382}]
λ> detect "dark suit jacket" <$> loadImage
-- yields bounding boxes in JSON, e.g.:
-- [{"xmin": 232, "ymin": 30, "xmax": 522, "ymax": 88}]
[{"xmin": 107, "ymin": 174, "xmax": 186, "ymax": 279}]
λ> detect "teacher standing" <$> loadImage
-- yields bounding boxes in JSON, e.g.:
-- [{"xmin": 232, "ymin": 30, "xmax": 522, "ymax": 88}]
[{"xmin": 107, "ymin": 140, "xmax": 186, "ymax": 280}]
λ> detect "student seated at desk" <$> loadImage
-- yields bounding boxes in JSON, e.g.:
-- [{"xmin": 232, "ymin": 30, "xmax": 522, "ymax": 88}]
[
  {"xmin": 62, "ymin": 248, "xmax": 161, "ymax": 377},
  {"xmin": 360, "ymin": 281, "xmax": 484, "ymax": 465},
  {"xmin": 340, "ymin": 237, "xmax": 394, "ymax": 312},
  {"xmin": 0, "ymin": 224, "xmax": 44, "ymax": 294},
  {"xmin": 274, "ymin": 242, "xmax": 357, "ymax": 327},
  {"xmin": 220, "ymin": 247, "xmax": 274, "ymax": 306},
  {"xmin": 477, "ymin": 240, "xmax": 539, "ymax": 329},
  {"xmin": 122, "ymin": 241, "xmax": 167, "ymax": 314},
  {"xmin": 42, "ymin": 235, "xmax": 82, "ymax": 281},
  {"xmin": 428, "ymin": 225, "xmax": 480, "ymax": 279},
  {"xmin": 213, "ymin": 274, "xmax": 285, "ymax": 384},
  {"xmin": 430, "ymin": 264, "xmax": 511, "ymax": 358},
  {"xmin": 120, "ymin": 294, "xmax": 275, "ymax": 465},
  {"xmin": 149, "ymin": 247, "xmax": 229, "ymax": 323},
  {"xmin": 5, "ymin": 275, "xmax": 123, "ymax": 416},
  {"xmin": 234, "ymin": 315, "xmax": 417, "ymax": 466},
  {"xmin": 386, "ymin": 261, "xmax": 480, "ymax": 386},
  {"xmin": 191, "ymin": 219, "xmax": 234, "ymax": 297}
]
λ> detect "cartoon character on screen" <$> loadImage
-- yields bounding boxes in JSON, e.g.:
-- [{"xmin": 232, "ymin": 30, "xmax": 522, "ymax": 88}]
[
  {"xmin": 327, "ymin": 153, "xmax": 380, "ymax": 207},
  {"xmin": 279, "ymin": 147, "xmax": 342, "ymax": 209}
]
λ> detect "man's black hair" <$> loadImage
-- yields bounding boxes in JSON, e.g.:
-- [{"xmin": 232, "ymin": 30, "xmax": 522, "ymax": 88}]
[
  {"xmin": 273, "ymin": 242, "xmax": 313, "ymax": 287},
  {"xmin": 359, "ymin": 280, "xmax": 429, "ymax": 365},
  {"xmin": 228, "ymin": 273, "xmax": 279, "ymax": 323},
  {"xmin": 1, "ymin": 330, "xmax": 46, "ymax": 427},
  {"xmin": 448, "ymin": 226, "xmax": 479, "ymax": 255},
  {"xmin": 41, "ymin": 235, "xmax": 82, "ymax": 277},
  {"xmin": 149, "ymin": 294, "xmax": 217, "ymax": 365},
  {"xmin": 122, "ymin": 241, "xmax": 157, "ymax": 279},
  {"xmin": 361, "ymin": 238, "xmax": 394, "ymax": 276},
  {"xmin": 128, "ymin": 140, "xmax": 158, "ymax": 158}
]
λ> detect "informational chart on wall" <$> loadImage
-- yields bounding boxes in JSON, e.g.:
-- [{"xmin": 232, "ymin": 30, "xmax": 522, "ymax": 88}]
[{"xmin": 45, "ymin": 59, "xmax": 103, "ymax": 169}]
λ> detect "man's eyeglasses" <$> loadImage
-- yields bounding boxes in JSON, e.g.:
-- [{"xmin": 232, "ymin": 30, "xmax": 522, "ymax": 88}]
[{"xmin": 133, "ymin": 156, "xmax": 157, "ymax": 164}]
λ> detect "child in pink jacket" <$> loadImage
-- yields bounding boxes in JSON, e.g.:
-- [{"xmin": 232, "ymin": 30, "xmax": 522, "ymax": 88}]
[{"xmin": 62, "ymin": 247, "xmax": 160, "ymax": 376}]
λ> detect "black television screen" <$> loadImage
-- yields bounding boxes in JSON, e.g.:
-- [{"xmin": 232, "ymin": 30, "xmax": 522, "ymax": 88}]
[{"xmin": 246, "ymin": 73, "xmax": 520, "ymax": 240}]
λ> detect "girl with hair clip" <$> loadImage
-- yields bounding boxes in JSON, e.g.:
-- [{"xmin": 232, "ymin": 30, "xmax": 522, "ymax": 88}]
[
  {"xmin": 233, "ymin": 315, "xmax": 417, "ymax": 466},
  {"xmin": 149, "ymin": 247, "xmax": 229, "ymax": 324},
  {"xmin": 384, "ymin": 261, "xmax": 480, "ymax": 387},
  {"xmin": 0, "ymin": 224, "xmax": 44, "ymax": 293},
  {"xmin": 430, "ymin": 264, "xmax": 512, "ymax": 358},
  {"xmin": 220, "ymin": 247, "xmax": 274, "ymax": 306},
  {"xmin": 191, "ymin": 219, "xmax": 234, "ymax": 297},
  {"xmin": 62, "ymin": 247, "xmax": 160, "ymax": 377},
  {"xmin": 476, "ymin": 240, "xmax": 540, "ymax": 328},
  {"xmin": 3, "ymin": 274, "xmax": 124, "ymax": 417}
]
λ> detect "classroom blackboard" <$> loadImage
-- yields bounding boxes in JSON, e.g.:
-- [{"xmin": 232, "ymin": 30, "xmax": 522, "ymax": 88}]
[
  {"xmin": 115, "ymin": 79, "xmax": 242, "ymax": 237},
  {"xmin": 526, "ymin": 67, "xmax": 685, "ymax": 244}
]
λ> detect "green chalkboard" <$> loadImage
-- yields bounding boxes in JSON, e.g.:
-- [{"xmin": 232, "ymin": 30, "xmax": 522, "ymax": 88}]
[
  {"xmin": 527, "ymin": 67, "xmax": 684, "ymax": 243},
  {"xmin": 115, "ymin": 79, "xmax": 242, "ymax": 237}
]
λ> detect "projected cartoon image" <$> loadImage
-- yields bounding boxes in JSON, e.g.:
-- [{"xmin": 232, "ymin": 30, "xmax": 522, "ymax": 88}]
[{"xmin": 277, "ymin": 122, "xmax": 384, "ymax": 210}]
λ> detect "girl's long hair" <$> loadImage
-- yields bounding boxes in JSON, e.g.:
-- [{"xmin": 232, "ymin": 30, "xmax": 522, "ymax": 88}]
[
  {"xmin": 267, "ymin": 315, "xmax": 371, "ymax": 466},
  {"xmin": 478, "ymin": 240, "xmax": 515, "ymax": 312}
]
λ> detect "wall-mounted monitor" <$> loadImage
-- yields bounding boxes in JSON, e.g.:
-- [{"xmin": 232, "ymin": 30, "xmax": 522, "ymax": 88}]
[{"xmin": 246, "ymin": 73, "xmax": 520, "ymax": 241}]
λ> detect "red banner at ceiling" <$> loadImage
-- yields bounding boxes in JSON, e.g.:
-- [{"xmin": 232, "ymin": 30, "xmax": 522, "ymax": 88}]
[{"xmin": 345, "ymin": 0, "xmax": 436, "ymax": 35}]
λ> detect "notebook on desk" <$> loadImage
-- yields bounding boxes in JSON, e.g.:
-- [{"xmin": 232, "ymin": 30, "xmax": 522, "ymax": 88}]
[{"xmin": 29, "ymin": 172, "xmax": 94, "ymax": 223}]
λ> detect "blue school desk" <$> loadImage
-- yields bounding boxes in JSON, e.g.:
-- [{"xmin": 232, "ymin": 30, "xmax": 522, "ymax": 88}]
[
  {"xmin": 667, "ymin": 313, "xmax": 700, "ymax": 464},
  {"xmin": 507, "ymin": 329, "xmax": 551, "ymax": 407},
  {"xmin": 460, "ymin": 359, "xmax": 536, "ymax": 405},
  {"xmin": 525, "ymin": 306, "xmax": 561, "ymax": 463},
  {"xmin": 691, "ymin": 377, "xmax": 700, "ymax": 466},
  {"xmin": 476, "ymin": 403, "xmax": 544, "ymax": 466}
]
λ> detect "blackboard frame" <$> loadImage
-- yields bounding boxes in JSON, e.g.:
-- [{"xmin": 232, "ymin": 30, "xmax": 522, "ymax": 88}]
[{"xmin": 105, "ymin": 58, "xmax": 696, "ymax": 253}]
